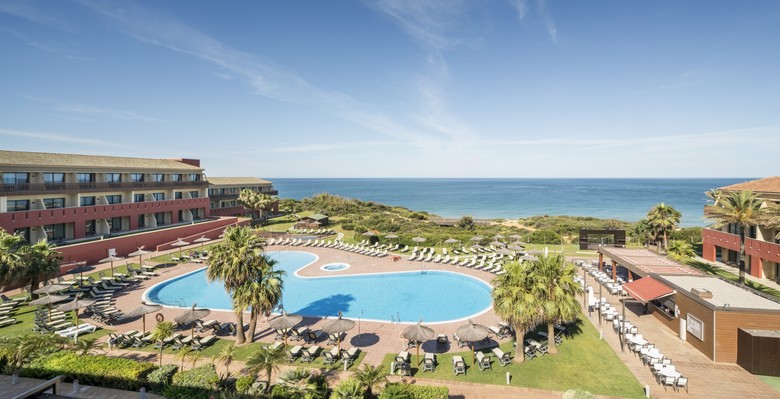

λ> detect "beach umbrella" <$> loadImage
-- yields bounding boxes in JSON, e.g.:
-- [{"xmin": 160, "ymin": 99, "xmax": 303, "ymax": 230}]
[
  {"xmin": 128, "ymin": 247, "xmax": 152, "ymax": 267},
  {"xmin": 455, "ymin": 320, "xmax": 490, "ymax": 366},
  {"xmin": 30, "ymin": 294, "xmax": 70, "ymax": 322},
  {"xmin": 269, "ymin": 310, "xmax": 303, "ymax": 347},
  {"xmin": 361, "ymin": 231, "xmax": 376, "ymax": 237},
  {"xmin": 123, "ymin": 303, "xmax": 163, "ymax": 334},
  {"xmin": 492, "ymin": 234, "xmax": 505, "ymax": 240},
  {"xmin": 171, "ymin": 238, "xmax": 190, "ymax": 258},
  {"xmin": 193, "ymin": 235, "xmax": 211, "ymax": 249},
  {"xmin": 57, "ymin": 294, "xmax": 95, "ymax": 330},
  {"xmin": 321, "ymin": 311, "xmax": 355, "ymax": 352},
  {"xmin": 496, "ymin": 248, "xmax": 513, "ymax": 255},
  {"xmin": 507, "ymin": 244, "xmax": 524, "ymax": 251},
  {"xmin": 174, "ymin": 304, "xmax": 211, "ymax": 338},
  {"xmin": 412, "ymin": 237, "xmax": 426, "ymax": 246},
  {"xmin": 444, "ymin": 238, "xmax": 459, "ymax": 247},
  {"xmin": 99, "ymin": 255, "xmax": 125, "ymax": 277},
  {"xmin": 470, "ymin": 236, "xmax": 483, "ymax": 242},
  {"xmin": 33, "ymin": 283, "xmax": 70, "ymax": 295},
  {"xmin": 521, "ymin": 255, "xmax": 538, "ymax": 262},
  {"xmin": 489, "ymin": 241, "xmax": 506, "ymax": 247},
  {"xmin": 528, "ymin": 250, "xmax": 544, "ymax": 255},
  {"xmin": 385, "ymin": 234, "xmax": 398, "ymax": 239},
  {"xmin": 402, "ymin": 319, "xmax": 435, "ymax": 365},
  {"xmin": 509, "ymin": 234, "xmax": 522, "ymax": 241}
]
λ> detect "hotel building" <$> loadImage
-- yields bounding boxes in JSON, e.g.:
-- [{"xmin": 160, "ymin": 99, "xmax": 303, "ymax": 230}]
[
  {"xmin": 702, "ymin": 176, "xmax": 780, "ymax": 283},
  {"xmin": 208, "ymin": 177, "xmax": 278, "ymax": 218}
]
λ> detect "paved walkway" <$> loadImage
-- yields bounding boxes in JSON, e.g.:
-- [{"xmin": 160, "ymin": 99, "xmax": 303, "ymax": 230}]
[
  {"xmin": 0, "ymin": 374, "xmax": 164, "ymax": 399},
  {"xmin": 581, "ymin": 264, "xmax": 779, "ymax": 399}
]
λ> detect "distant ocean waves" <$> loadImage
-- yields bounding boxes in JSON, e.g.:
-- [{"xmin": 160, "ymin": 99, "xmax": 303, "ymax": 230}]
[{"xmin": 270, "ymin": 178, "xmax": 751, "ymax": 227}]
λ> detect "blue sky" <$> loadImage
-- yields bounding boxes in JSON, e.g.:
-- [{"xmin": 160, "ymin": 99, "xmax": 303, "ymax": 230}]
[{"xmin": 1, "ymin": 1, "xmax": 779, "ymax": 178}]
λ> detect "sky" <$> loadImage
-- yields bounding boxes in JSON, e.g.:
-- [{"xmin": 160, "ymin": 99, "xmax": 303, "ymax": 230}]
[{"xmin": 1, "ymin": 1, "xmax": 779, "ymax": 178}]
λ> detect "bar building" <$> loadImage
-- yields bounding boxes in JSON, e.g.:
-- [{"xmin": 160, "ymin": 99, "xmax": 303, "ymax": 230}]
[
  {"xmin": 207, "ymin": 177, "xmax": 278, "ymax": 218},
  {"xmin": 702, "ymin": 176, "xmax": 780, "ymax": 283}
]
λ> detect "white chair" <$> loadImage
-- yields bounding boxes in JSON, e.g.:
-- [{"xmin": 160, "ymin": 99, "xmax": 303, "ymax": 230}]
[{"xmin": 675, "ymin": 376, "xmax": 688, "ymax": 393}]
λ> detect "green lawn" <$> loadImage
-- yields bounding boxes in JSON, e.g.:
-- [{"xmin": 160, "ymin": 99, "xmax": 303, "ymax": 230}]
[
  {"xmin": 1, "ymin": 302, "xmax": 112, "ymax": 340},
  {"xmin": 758, "ymin": 375, "xmax": 780, "ymax": 394},
  {"xmin": 686, "ymin": 260, "xmax": 780, "ymax": 300},
  {"xmin": 381, "ymin": 318, "xmax": 644, "ymax": 399}
]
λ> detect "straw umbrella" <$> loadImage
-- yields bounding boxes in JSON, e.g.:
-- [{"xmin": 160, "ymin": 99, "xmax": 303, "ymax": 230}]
[
  {"xmin": 171, "ymin": 238, "xmax": 190, "ymax": 259},
  {"xmin": 321, "ymin": 311, "xmax": 355, "ymax": 352},
  {"xmin": 99, "ymin": 255, "xmax": 125, "ymax": 277},
  {"xmin": 174, "ymin": 304, "xmax": 211, "ymax": 338},
  {"xmin": 128, "ymin": 247, "xmax": 152, "ymax": 267},
  {"xmin": 492, "ymin": 234, "xmax": 505, "ymax": 241},
  {"xmin": 401, "ymin": 319, "xmax": 435, "ymax": 365},
  {"xmin": 509, "ymin": 234, "xmax": 522, "ymax": 242},
  {"xmin": 455, "ymin": 320, "xmax": 490, "ymax": 366},
  {"xmin": 507, "ymin": 244, "xmax": 524, "ymax": 252},
  {"xmin": 489, "ymin": 241, "xmax": 506, "ymax": 247},
  {"xmin": 123, "ymin": 303, "xmax": 163, "ymax": 334},
  {"xmin": 30, "ymin": 294, "xmax": 70, "ymax": 322},
  {"xmin": 193, "ymin": 236, "xmax": 211, "ymax": 249},
  {"xmin": 470, "ymin": 236, "xmax": 483, "ymax": 243},
  {"xmin": 269, "ymin": 310, "xmax": 303, "ymax": 347},
  {"xmin": 411, "ymin": 237, "xmax": 426, "ymax": 249},
  {"xmin": 444, "ymin": 238, "xmax": 459, "ymax": 249},
  {"xmin": 33, "ymin": 283, "xmax": 70, "ymax": 295},
  {"xmin": 385, "ymin": 234, "xmax": 398, "ymax": 239},
  {"xmin": 521, "ymin": 254, "xmax": 538, "ymax": 262},
  {"xmin": 57, "ymin": 294, "xmax": 95, "ymax": 330}
]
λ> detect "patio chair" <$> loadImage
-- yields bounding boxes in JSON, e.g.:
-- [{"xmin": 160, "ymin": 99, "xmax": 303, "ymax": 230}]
[
  {"xmin": 476, "ymin": 351, "xmax": 492, "ymax": 371},
  {"xmin": 523, "ymin": 345, "xmax": 537, "ymax": 360},
  {"xmin": 327, "ymin": 332, "xmax": 344, "ymax": 346},
  {"xmin": 286, "ymin": 345, "xmax": 303, "ymax": 363},
  {"xmin": 340, "ymin": 347, "xmax": 360, "ymax": 367},
  {"xmin": 675, "ymin": 376, "xmax": 688, "ymax": 393},
  {"xmin": 452, "ymin": 359, "xmax": 466, "ymax": 375},
  {"xmin": 291, "ymin": 326, "xmax": 309, "ymax": 341},
  {"xmin": 423, "ymin": 354, "xmax": 436, "ymax": 372},
  {"xmin": 492, "ymin": 347, "xmax": 512, "ymax": 366},
  {"xmin": 661, "ymin": 375, "xmax": 677, "ymax": 391}
]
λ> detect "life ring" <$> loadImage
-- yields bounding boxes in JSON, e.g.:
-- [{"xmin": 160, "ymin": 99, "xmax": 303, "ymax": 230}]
[{"xmin": 155, "ymin": 313, "xmax": 164, "ymax": 323}]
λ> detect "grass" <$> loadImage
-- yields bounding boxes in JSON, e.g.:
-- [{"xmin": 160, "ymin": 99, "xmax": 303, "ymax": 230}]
[
  {"xmin": 381, "ymin": 318, "xmax": 644, "ymax": 399},
  {"xmin": 0, "ymin": 302, "xmax": 112, "ymax": 340},
  {"xmin": 686, "ymin": 260, "xmax": 780, "ymax": 300},
  {"xmin": 758, "ymin": 375, "xmax": 780, "ymax": 394}
]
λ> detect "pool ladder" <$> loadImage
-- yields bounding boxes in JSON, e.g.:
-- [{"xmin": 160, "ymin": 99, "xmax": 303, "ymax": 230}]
[{"xmin": 420, "ymin": 264, "xmax": 428, "ymax": 275}]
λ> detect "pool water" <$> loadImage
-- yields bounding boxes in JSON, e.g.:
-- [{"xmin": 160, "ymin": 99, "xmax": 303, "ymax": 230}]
[
  {"xmin": 321, "ymin": 263, "xmax": 349, "ymax": 271},
  {"xmin": 144, "ymin": 251, "xmax": 493, "ymax": 323}
]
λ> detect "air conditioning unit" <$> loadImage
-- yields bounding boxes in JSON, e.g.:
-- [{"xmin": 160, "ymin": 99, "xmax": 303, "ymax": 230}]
[{"xmin": 691, "ymin": 288, "xmax": 713, "ymax": 299}]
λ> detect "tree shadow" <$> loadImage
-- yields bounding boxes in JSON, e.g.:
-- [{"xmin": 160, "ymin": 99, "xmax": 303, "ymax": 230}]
[
  {"xmin": 350, "ymin": 333, "xmax": 379, "ymax": 347},
  {"xmin": 293, "ymin": 294, "xmax": 355, "ymax": 318}
]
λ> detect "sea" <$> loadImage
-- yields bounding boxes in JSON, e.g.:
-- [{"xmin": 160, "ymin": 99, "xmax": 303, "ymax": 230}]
[{"xmin": 269, "ymin": 178, "xmax": 752, "ymax": 227}]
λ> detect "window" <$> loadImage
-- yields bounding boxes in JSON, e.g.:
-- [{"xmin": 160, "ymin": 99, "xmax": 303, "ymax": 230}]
[
  {"xmin": 154, "ymin": 212, "xmax": 166, "ymax": 226},
  {"xmin": 13, "ymin": 227, "xmax": 30, "ymax": 242},
  {"xmin": 151, "ymin": 174, "xmax": 164, "ymax": 182},
  {"xmin": 43, "ymin": 198, "xmax": 66, "ymax": 209},
  {"xmin": 105, "ymin": 173, "xmax": 121, "ymax": 183},
  {"xmin": 171, "ymin": 174, "xmax": 182, "ymax": 182},
  {"xmin": 109, "ymin": 217, "xmax": 122, "ymax": 232},
  {"xmin": 7, "ymin": 200, "xmax": 30, "ymax": 211},
  {"xmin": 85, "ymin": 220, "xmax": 96, "ymax": 237},
  {"xmin": 42, "ymin": 173, "xmax": 65, "ymax": 183},
  {"xmin": 133, "ymin": 194, "xmax": 145, "ymax": 203},
  {"xmin": 3, "ymin": 172, "xmax": 29, "ymax": 184},
  {"xmin": 44, "ymin": 223, "xmax": 66, "ymax": 241},
  {"xmin": 130, "ymin": 173, "xmax": 144, "ymax": 182},
  {"xmin": 175, "ymin": 192, "xmax": 183, "ymax": 199},
  {"xmin": 77, "ymin": 173, "xmax": 95, "ymax": 183},
  {"xmin": 80, "ymin": 196, "xmax": 96, "ymax": 206},
  {"xmin": 105, "ymin": 195, "xmax": 122, "ymax": 204},
  {"xmin": 188, "ymin": 173, "xmax": 201, "ymax": 181},
  {"xmin": 137, "ymin": 215, "xmax": 146, "ymax": 228},
  {"xmin": 189, "ymin": 191, "xmax": 199, "ymax": 198},
  {"xmin": 152, "ymin": 192, "xmax": 165, "ymax": 201}
]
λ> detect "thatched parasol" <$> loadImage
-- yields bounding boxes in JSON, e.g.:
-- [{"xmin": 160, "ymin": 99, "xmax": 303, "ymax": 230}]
[
  {"xmin": 174, "ymin": 304, "xmax": 211, "ymax": 338},
  {"xmin": 402, "ymin": 319, "xmax": 435, "ymax": 365},
  {"xmin": 496, "ymin": 248, "xmax": 513, "ymax": 255},
  {"xmin": 30, "ymin": 294, "xmax": 70, "ymax": 322},
  {"xmin": 361, "ymin": 231, "xmax": 376, "ymax": 237},
  {"xmin": 57, "ymin": 294, "xmax": 95, "ymax": 329},
  {"xmin": 411, "ymin": 237, "xmax": 426, "ymax": 246},
  {"xmin": 492, "ymin": 234, "xmax": 505, "ymax": 240},
  {"xmin": 444, "ymin": 238, "xmax": 459, "ymax": 245},
  {"xmin": 33, "ymin": 283, "xmax": 70, "ymax": 295},
  {"xmin": 321, "ymin": 311, "xmax": 355, "ymax": 351},
  {"xmin": 509, "ymin": 234, "xmax": 522, "ymax": 241},
  {"xmin": 193, "ymin": 236, "xmax": 211, "ymax": 249},
  {"xmin": 99, "ymin": 254, "xmax": 125, "ymax": 277},
  {"xmin": 269, "ymin": 310, "xmax": 303, "ymax": 347},
  {"xmin": 171, "ymin": 238, "xmax": 190, "ymax": 259},
  {"xmin": 123, "ymin": 303, "xmax": 163, "ymax": 334},
  {"xmin": 507, "ymin": 244, "xmax": 524, "ymax": 251},
  {"xmin": 521, "ymin": 255, "xmax": 538, "ymax": 262},
  {"xmin": 470, "ymin": 236, "xmax": 484, "ymax": 242},
  {"xmin": 385, "ymin": 234, "xmax": 399, "ymax": 239},
  {"xmin": 128, "ymin": 247, "xmax": 152, "ymax": 268},
  {"xmin": 489, "ymin": 241, "xmax": 506, "ymax": 247},
  {"xmin": 455, "ymin": 320, "xmax": 490, "ymax": 366}
]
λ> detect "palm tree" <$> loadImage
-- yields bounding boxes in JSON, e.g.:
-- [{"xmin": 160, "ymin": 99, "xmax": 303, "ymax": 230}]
[
  {"xmin": 492, "ymin": 261, "xmax": 540, "ymax": 363},
  {"xmin": 275, "ymin": 368, "xmax": 325, "ymax": 399},
  {"xmin": 238, "ymin": 189, "xmax": 277, "ymax": 227},
  {"xmin": 189, "ymin": 349, "xmax": 201, "ymax": 369},
  {"xmin": 647, "ymin": 203, "xmax": 681, "ymax": 250},
  {"xmin": 151, "ymin": 321, "xmax": 175, "ymax": 367},
  {"xmin": 705, "ymin": 190, "xmax": 780, "ymax": 283},
  {"xmin": 71, "ymin": 337, "xmax": 104, "ymax": 355},
  {"xmin": 331, "ymin": 377, "xmax": 365, "ymax": 399},
  {"xmin": 533, "ymin": 254, "xmax": 582, "ymax": 355},
  {"xmin": 667, "ymin": 240, "xmax": 696, "ymax": 260},
  {"xmin": 243, "ymin": 344, "xmax": 286, "ymax": 393},
  {"xmin": 14, "ymin": 240, "xmax": 62, "ymax": 299},
  {"xmin": 219, "ymin": 341, "xmax": 236, "ymax": 378},
  {"xmin": 207, "ymin": 225, "xmax": 266, "ymax": 344},
  {"xmin": 353, "ymin": 364, "xmax": 387, "ymax": 397},
  {"xmin": 0, "ymin": 230, "xmax": 25, "ymax": 289},
  {"xmin": 631, "ymin": 219, "xmax": 654, "ymax": 247},
  {"xmin": 232, "ymin": 257, "xmax": 285, "ymax": 343},
  {"xmin": 177, "ymin": 347, "xmax": 192, "ymax": 371}
]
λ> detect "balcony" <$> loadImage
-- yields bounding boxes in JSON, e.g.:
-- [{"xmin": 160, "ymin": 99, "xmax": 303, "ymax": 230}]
[
  {"xmin": 210, "ymin": 205, "xmax": 249, "ymax": 217},
  {"xmin": 1, "ymin": 180, "xmax": 208, "ymax": 196},
  {"xmin": 704, "ymin": 228, "xmax": 780, "ymax": 263},
  {"xmin": 207, "ymin": 190, "xmax": 278, "ymax": 200}
]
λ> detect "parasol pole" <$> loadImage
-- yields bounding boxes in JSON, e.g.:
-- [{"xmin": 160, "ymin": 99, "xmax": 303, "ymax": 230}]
[{"xmin": 142, "ymin": 314, "xmax": 146, "ymax": 335}]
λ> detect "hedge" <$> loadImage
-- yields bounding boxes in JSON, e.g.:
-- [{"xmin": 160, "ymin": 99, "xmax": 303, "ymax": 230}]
[
  {"xmin": 147, "ymin": 364, "xmax": 178, "ymax": 392},
  {"xmin": 379, "ymin": 384, "xmax": 448, "ymax": 399},
  {"xmin": 164, "ymin": 364, "xmax": 220, "ymax": 399},
  {"xmin": 21, "ymin": 352, "xmax": 156, "ymax": 391}
]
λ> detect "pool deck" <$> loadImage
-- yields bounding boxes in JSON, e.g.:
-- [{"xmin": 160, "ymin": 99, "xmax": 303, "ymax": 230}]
[{"xmin": 107, "ymin": 242, "xmax": 507, "ymax": 367}]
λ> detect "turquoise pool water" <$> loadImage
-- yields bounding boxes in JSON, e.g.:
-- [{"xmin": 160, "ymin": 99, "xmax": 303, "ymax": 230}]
[{"xmin": 144, "ymin": 251, "xmax": 492, "ymax": 323}]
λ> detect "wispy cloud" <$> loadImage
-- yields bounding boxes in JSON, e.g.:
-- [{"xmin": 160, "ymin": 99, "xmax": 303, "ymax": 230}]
[
  {"xmin": 0, "ymin": 27, "xmax": 87, "ymax": 60},
  {"xmin": 24, "ymin": 97, "xmax": 161, "ymax": 122},
  {"xmin": 509, "ymin": 0, "xmax": 529, "ymax": 21},
  {"xmin": 535, "ymin": 0, "xmax": 558, "ymax": 43},
  {"xmin": 0, "ymin": 128, "xmax": 120, "ymax": 147},
  {"xmin": 0, "ymin": 2, "xmax": 74, "ymax": 32},
  {"xmin": 370, "ymin": 0, "xmax": 476, "ymax": 51}
]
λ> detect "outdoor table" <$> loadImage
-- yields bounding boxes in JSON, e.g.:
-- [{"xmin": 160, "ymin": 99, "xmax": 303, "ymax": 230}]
[
  {"xmin": 646, "ymin": 349, "xmax": 662, "ymax": 361},
  {"xmin": 658, "ymin": 367, "xmax": 680, "ymax": 379},
  {"xmin": 629, "ymin": 336, "xmax": 647, "ymax": 346}
]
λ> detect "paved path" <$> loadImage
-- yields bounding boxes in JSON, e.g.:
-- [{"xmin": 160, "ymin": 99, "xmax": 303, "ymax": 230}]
[{"xmin": 0, "ymin": 375, "xmax": 164, "ymax": 399}]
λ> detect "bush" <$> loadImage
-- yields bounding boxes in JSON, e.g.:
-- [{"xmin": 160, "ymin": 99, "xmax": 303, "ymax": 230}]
[
  {"xmin": 164, "ymin": 364, "xmax": 220, "ymax": 399},
  {"xmin": 380, "ymin": 383, "xmax": 413, "ymax": 399},
  {"xmin": 527, "ymin": 229, "xmax": 563, "ymax": 244},
  {"xmin": 408, "ymin": 385, "xmax": 448, "ymax": 399},
  {"xmin": 22, "ymin": 352, "xmax": 155, "ymax": 391},
  {"xmin": 147, "ymin": 364, "xmax": 178, "ymax": 392},
  {"xmin": 235, "ymin": 374, "xmax": 256, "ymax": 393},
  {"xmin": 340, "ymin": 223, "xmax": 355, "ymax": 231}
]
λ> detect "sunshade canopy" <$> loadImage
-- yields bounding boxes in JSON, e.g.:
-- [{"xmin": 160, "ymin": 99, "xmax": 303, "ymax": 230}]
[
  {"xmin": 29, "ymin": 294, "xmax": 70, "ymax": 306},
  {"xmin": 193, "ymin": 236, "xmax": 211, "ymax": 243},
  {"xmin": 402, "ymin": 320, "xmax": 435, "ymax": 342},
  {"xmin": 385, "ymin": 234, "xmax": 399, "ymax": 239},
  {"xmin": 455, "ymin": 320, "xmax": 490, "ymax": 342},
  {"xmin": 470, "ymin": 236, "xmax": 484, "ymax": 242},
  {"xmin": 174, "ymin": 305, "xmax": 211, "ymax": 325},
  {"xmin": 123, "ymin": 303, "xmax": 163, "ymax": 319},
  {"xmin": 57, "ymin": 295, "xmax": 95, "ymax": 312},
  {"xmin": 33, "ymin": 283, "xmax": 71, "ymax": 295},
  {"xmin": 128, "ymin": 248, "xmax": 152, "ymax": 257},
  {"xmin": 444, "ymin": 238, "xmax": 459, "ymax": 244},
  {"xmin": 269, "ymin": 310, "xmax": 303, "ymax": 331},
  {"xmin": 171, "ymin": 238, "xmax": 190, "ymax": 247},
  {"xmin": 622, "ymin": 277, "xmax": 674, "ymax": 303},
  {"xmin": 412, "ymin": 237, "xmax": 426, "ymax": 243},
  {"xmin": 99, "ymin": 255, "xmax": 125, "ymax": 263},
  {"xmin": 321, "ymin": 312, "xmax": 355, "ymax": 334}
]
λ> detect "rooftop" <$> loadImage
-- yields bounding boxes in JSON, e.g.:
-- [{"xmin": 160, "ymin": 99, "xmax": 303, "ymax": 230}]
[
  {"xmin": 598, "ymin": 247, "xmax": 702, "ymax": 277},
  {"xmin": 0, "ymin": 150, "xmax": 202, "ymax": 171},
  {"xmin": 659, "ymin": 275, "xmax": 780, "ymax": 311},
  {"xmin": 207, "ymin": 177, "xmax": 273, "ymax": 186},
  {"xmin": 719, "ymin": 176, "xmax": 780, "ymax": 194}
]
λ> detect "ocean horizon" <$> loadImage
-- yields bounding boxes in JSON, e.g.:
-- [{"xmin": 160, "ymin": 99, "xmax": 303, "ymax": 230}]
[{"xmin": 270, "ymin": 178, "xmax": 753, "ymax": 227}]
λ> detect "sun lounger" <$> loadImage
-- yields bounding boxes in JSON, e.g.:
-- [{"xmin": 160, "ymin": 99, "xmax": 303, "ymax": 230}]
[
  {"xmin": 301, "ymin": 345, "xmax": 321, "ymax": 362},
  {"xmin": 286, "ymin": 345, "xmax": 303, "ymax": 362},
  {"xmin": 492, "ymin": 348, "xmax": 512, "ymax": 366},
  {"xmin": 327, "ymin": 332, "xmax": 344, "ymax": 346},
  {"xmin": 323, "ymin": 347, "xmax": 340, "ymax": 365},
  {"xmin": 191, "ymin": 335, "xmax": 217, "ymax": 351},
  {"xmin": 476, "ymin": 351, "xmax": 492, "ymax": 371},
  {"xmin": 59, "ymin": 323, "xmax": 97, "ymax": 338},
  {"xmin": 452, "ymin": 355, "xmax": 466, "ymax": 375},
  {"xmin": 423, "ymin": 353, "xmax": 436, "ymax": 372},
  {"xmin": 0, "ymin": 318, "xmax": 17, "ymax": 328},
  {"xmin": 307, "ymin": 330, "xmax": 325, "ymax": 343}
]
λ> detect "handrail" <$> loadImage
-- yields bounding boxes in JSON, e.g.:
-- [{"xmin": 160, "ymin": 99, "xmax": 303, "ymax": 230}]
[{"xmin": 11, "ymin": 375, "xmax": 63, "ymax": 399}]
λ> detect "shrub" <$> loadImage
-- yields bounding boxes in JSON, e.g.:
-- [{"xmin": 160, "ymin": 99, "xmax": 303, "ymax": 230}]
[
  {"xmin": 527, "ymin": 229, "xmax": 563, "ymax": 244},
  {"xmin": 407, "ymin": 385, "xmax": 448, "ymax": 399},
  {"xmin": 380, "ymin": 383, "xmax": 413, "ymax": 399},
  {"xmin": 22, "ymin": 352, "xmax": 155, "ymax": 391},
  {"xmin": 164, "ymin": 364, "xmax": 220, "ymax": 399},
  {"xmin": 147, "ymin": 364, "xmax": 178, "ymax": 392},
  {"xmin": 340, "ymin": 223, "xmax": 355, "ymax": 231},
  {"xmin": 235, "ymin": 374, "xmax": 256, "ymax": 393}
]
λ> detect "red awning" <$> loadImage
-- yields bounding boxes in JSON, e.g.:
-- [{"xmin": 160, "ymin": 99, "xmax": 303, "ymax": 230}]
[{"xmin": 622, "ymin": 277, "xmax": 674, "ymax": 303}]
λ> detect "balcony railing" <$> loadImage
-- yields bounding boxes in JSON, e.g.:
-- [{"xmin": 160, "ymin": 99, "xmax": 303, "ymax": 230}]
[
  {"xmin": 207, "ymin": 190, "xmax": 278, "ymax": 199},
  {"xmin": 1, "ymin": 180, "xmax": 208, "ymax": 196},
  {"xmin": 704, "ymin": 228, "xmax": 780, "ymax": 263}
]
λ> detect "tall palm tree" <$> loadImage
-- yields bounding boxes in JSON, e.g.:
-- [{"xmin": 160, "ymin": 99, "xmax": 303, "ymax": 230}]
[
  {"xmin": 647, "ymin": 203, "xmax": 681, "ymax": 250},
  {"xmin": 71, "ymin": 337, "xmax": 104, "ymax": 355},
  {"xmin": 177, "ymin": 347, "xmax": 192, "ymax": 371},
  {"xmin": 207, "ymin": 225, "xmax": 266, "ymax": 344},
  {"xmin": 238, "ymin": 189, "xmax": 277, "ymax": 227},
  {"xmin": 667, "ymin": 240, "xmax": 696, "ymax": 260},
  {"xmin": 219, "ymin": 341, "xmax": 236, "ymax": 378},
  {"xmin": 331, "ymin": 378, "xmax": 365, "ymax": 399},
  {"xmin": 353, "ymin": 364, "xmax": 387, "ymax": 397},
  {"xmin": 532, "ymin": 254, "xmax": 582, "ymax": 355},
  {"xmin": 232, "ymin": 257, "xmax": 285, "ymax": 343},
  {"xmin": 705, "ymin": 190, "xmax": 780, "ymax": 283},
  {"xmin": 243, "ymin": 344, "xmax": 286, "ymax": 393},
  {"xmin": 492, "ymin": 261, "xmax": 540, "ymax": 363},
  {"xmin": 15, "ymin": 240, "xmax": 62, "ymax": 299},
  {"xmin": 151, "ymin": 321, "xmax": 174, "ymax": 367},
  {"xmin": 0, "ymin": 230, "xmax": 25, "ymax": 289}
]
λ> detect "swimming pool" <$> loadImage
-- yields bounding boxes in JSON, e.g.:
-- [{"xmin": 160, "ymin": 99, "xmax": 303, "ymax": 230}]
[{"xmin": 144, "ymin": 251, "xmax": 493, "ymax": 323}]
